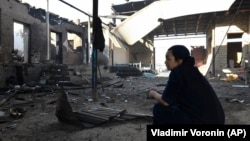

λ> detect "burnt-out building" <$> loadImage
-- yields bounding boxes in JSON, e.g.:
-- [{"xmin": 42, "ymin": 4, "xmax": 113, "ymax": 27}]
[
  {"xmin": 0, "ymin": 0, "xmax": 88, "ymax": 88},
  {"xmin": 112, "ymin": 0, "xmax": 250, "ymax": 81},
  {"xmin": 1, "ymin": 0, "xmax": 250, "ymax": 88}
]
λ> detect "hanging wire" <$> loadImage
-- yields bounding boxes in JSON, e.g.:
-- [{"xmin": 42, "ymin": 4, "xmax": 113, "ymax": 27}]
[
  {"xmin": 213, "ymin": 0, "xmax": 244, "ymax": 58},
  {"xmin": 207, "ymin": 0, "xmax": 244, "ymax": 76},
  {"xmin": 58, "ymin": 0, "xmax": 91, "ymax": 17},
  {"xmin": 58, "ymin": 0, "xmax": 109, "ymax": 26}
]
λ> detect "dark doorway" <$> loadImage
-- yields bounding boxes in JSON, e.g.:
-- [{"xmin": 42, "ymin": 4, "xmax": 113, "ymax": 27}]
[{"xmin": 227, "ymin": 42, "xmax": 242, "ymax": 68}]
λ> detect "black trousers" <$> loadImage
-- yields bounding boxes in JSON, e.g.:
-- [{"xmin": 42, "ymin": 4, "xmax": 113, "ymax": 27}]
[{"xmin": 152, "ymin": 103, "xmax": 194, "ymax": 125}]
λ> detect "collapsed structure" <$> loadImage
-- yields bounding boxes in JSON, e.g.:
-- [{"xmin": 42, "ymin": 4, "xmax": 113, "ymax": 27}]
[{"xmin": 0, "ymin": 0, "xmax": 250, "ymax": 89}]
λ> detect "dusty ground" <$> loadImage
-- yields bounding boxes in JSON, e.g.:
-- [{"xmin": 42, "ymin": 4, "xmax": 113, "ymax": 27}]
[{"xmin": 0, "ymin": 71, "xmax": 250, "ymax": 141}]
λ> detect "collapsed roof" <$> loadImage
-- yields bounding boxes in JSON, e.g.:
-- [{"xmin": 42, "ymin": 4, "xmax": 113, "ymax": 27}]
[{"xmin": 111, "ymin": 0, "xmax": 250, "ymax": 45}]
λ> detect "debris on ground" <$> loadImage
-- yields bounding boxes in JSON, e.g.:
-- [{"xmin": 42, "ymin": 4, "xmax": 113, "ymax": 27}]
[{"xmin": 0, "ymin": 68, "xmax": 250, "ymax": 141}]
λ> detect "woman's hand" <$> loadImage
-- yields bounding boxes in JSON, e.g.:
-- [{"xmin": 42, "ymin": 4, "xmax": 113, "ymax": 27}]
[
  {"xmin": 148, "ymin": 89, "xmax": 158, "ymax": 99},
  {"xmin": 148, "ymin": 89, "xmax": 169, "ymax": 106}
]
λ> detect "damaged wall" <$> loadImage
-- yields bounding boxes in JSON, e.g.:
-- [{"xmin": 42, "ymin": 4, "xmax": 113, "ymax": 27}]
[
  {"xmin": 0, "ymin": 0, "xmax": 88, "ymax": 88},
  {"xmin": 129, "ymin": 40, "xmax": 153, "ymax": 66},
  {"xmin": 0, "ymin": 0, "xmax": 87, "ymax": 64},
  {"xmin": 206, "ymin": 11, "xmax": 250, "ymax": 76},
  {"xmin": 105, "ymin": 25, "xmax": 154, "ymax": 69},
  {"xmin": 113, "ymin": 46, "xmax": 130, "ymax": 65},
  {"xmin": 111, "ymin": 36, "xmax": 154, "ymax": 72}
]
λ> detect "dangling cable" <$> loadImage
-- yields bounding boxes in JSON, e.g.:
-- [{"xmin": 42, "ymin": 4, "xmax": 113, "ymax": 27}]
[
  {"xmin": 208, "ymin": 0, "xmax": 244, "ymax": 76},
  {"xmin": 214, "ymin": 0, "xmax": 244, "ymax": 58}
]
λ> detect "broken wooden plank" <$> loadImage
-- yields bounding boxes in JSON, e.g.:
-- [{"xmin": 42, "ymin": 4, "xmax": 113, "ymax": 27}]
[
  {"xmin": 88, "ymin": 107, "xmax": 125, "ymax": 113},
  {"xmin": 74, "ymin": 112, "xmax": 109, "ymax": 125},
  {"xmin": 116, "ymin": 113, "xmax": 153, "ymax": 121},
  {"xmin": 83, "ymin": 107, "xmax": 152, "ymax": 121},
  {"xmin": 0, "ymin": 90, "xmax": 18, "ymax": 107},
  {"xmin": 109, "ymin": 109, "xmax": 127, "ymax": 120},
  {"xmin": 75, "ymin": 110, "xmax": 111, "ymax": 121},
  {"xmin": 86, "ymin": 108, "xmax": 127, "ymax": 120},
  {"xmin": 103, "ymin": 79, "xmax": 122, "ymax": 87},
  {"xmin": 81, "ymin": 75, "xmax": 91, "ymax": 85}
]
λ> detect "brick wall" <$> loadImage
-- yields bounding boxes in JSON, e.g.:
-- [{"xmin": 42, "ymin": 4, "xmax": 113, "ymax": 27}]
[
  {"xmin": 0, "ymin": 0, "xmax": 87, "ymax": 88},
  {"xmin": 207, "ymin": 11, "xmax": 250, "ymax": 75},
  {"xmin": 0, "ymin": 0, "xmax": 86, "ymax": 64}
]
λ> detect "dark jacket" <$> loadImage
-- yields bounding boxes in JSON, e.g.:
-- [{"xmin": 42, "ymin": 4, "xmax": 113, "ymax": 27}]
[{"xmin": 162, "ymin": 64, "xmax": 225, "ymax": 124}]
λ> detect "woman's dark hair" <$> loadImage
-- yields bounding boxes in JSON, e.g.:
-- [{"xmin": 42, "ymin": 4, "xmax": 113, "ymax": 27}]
[{"xmin": 168, "ymin": 45, "xmax": 195, "ymax": 66}]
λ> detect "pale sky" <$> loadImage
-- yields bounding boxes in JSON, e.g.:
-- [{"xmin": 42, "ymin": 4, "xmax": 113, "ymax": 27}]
[{"xmin": 21, "ymin": 0, "xmax": 142, "ymax": 23}]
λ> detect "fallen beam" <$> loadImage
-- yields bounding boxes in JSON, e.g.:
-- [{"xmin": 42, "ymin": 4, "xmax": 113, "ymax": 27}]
[{"xmin": 0, "ymin": 90, "xmax": 18, "ymax": 107}]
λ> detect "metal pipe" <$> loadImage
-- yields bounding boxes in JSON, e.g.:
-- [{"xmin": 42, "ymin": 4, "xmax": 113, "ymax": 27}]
[
  {"xmin": 92, "ymin": 0, "xmax": 98, "ymax": 101},
  {"xmin": 88, "ymin": 16, "xmax": 91, "ymax": 64},
  {"xmin": 46, "ymin": 0, "xmax": 50, "ymax": 60},
  {"xmin": 58, "ymin": 0, "xmax": 91, "ymax": 17}
]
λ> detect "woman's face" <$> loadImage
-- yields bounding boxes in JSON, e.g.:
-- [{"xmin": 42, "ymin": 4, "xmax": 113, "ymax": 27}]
[{"xmin": 165, "ymin": 50, "xmax": 183, "ymax": 70}]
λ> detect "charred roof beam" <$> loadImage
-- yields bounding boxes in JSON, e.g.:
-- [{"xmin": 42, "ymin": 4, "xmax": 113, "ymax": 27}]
[
  {"xmin": 158, "ymin": 18, "xmax": 169, "ymax": 36},
  {"xmin": 184, "ymin": 16, "xmax": 187, "ymax": 36},
  {"xmin": 195, "ymin": 14, "xmax": 202, "ymax": 34},
  {"xmin": 172, "ymin": 19, "xmax": 176, "ymax": 35}
]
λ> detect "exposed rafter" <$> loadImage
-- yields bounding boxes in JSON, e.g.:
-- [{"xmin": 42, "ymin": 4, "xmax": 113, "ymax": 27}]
[
  {"xmin": 111, "ymin": 0, "xmax": 249, "ymax": 44},
  {"xmin": 172, "ymin": 19, "xmax": 176, "ymax": 35},
  {"xmin": 195, "ymin": 14, "xmax": 202, "ymax": 34}
]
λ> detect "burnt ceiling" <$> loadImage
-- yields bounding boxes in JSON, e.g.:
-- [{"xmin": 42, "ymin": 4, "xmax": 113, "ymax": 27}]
[
  {"xmin": 111, "ymin": 0, "xmax": 155, "ymax": 15},
  {"xmin": 112, "ymin": 0, "xmax": 250, "ymax": 37},
  {"xmin": 22, "ymin": 2, "xmax": 76, "ymax": 25}
]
